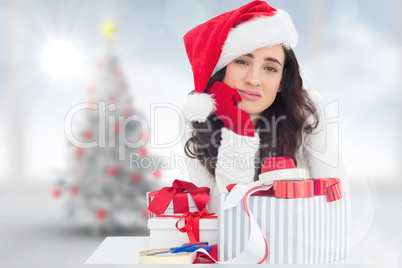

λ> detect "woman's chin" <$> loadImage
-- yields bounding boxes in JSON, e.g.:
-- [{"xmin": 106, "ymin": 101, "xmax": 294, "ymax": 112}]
[{"xmin": 241, "ymin": 104, "xmax": 261, "ymax": 117}]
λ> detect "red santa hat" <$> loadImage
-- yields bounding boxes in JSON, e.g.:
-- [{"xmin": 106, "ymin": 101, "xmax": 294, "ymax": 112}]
[{"xmin": 182, "ymin": 1, "xmax": 298, "ymax": 122}]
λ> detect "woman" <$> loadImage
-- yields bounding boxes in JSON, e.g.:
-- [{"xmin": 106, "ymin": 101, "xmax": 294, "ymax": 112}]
[{"xmin": 181, "ymin": 1, "xmax": 348, "ymax": 212}]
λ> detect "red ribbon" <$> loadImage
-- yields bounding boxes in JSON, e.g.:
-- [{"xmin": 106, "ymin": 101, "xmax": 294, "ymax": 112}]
[
  {"xmin": 175, "ymin": 208, "xmax": 216, "ymax": 244},
  {"xmin": 273, "ymin": 180, "xmax": 314, "ymax": 198},
  {"xmin": 228, "ymin": 178, "xmax": 343, "ymax": 203},
  {"xmin": 309, "ymin": 178, "xmax": 343, "ymax": 202},
  {"xmin": 148, "ymin": 180, "xmax": 210, "ymax": 216},
  {"xmin": 271, "ymin": 178, "xmax": 342, "ymax": 202},
  {"xmin": 243, "ymin": 186, "xmax": 269, "ymax": 264}
]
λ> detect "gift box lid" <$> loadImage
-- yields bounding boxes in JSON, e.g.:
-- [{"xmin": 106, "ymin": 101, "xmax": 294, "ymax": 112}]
[{"xmin": 148, "ymin": 217, "xmax": 217, "ymax": 230}]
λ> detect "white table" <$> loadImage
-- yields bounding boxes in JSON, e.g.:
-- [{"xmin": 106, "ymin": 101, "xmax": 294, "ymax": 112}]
[
  {"xmin": 86, "ymin": 236, "xmax": 150, "ymax": 264},
  {"xmin": 86, "ymin": 236, "xmax": 372, "ymax": 265}
]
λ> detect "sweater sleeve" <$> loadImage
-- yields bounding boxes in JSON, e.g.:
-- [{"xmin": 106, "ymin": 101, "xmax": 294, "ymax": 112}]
[
  {"xmin": 302, "ymin": 91, "xmax": 350, "ymax": 192},
  {"xmin": 215, "ymin": 128, "xmax": 260, "ymax": 193},
  {"xmin": 182, "ymin": 124, "xmax": 260, "ymax": 213}
]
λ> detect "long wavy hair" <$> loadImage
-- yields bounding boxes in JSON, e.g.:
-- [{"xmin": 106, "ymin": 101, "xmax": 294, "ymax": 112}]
[{"xmin": 184, "ymin": 47, "xmax": 319, "ymax": 178}]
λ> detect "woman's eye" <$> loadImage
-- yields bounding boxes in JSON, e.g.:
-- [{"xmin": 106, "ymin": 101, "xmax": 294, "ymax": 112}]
[
  {"xmin": 235, "ymin": 60, "xmax": 248, "ymax": 65},
  {"xmin": 265, "ymin": 67, "xmax": 277, "ymax": 72}
]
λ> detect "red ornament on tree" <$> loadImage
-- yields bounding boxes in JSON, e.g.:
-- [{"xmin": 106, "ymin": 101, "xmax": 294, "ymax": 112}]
[
  {"xmin": 115, "ymin": 67, "xmax": 123, "ymax": 76},
  {"xmin": 114, "ymin": 124, "xmax": 120, "ymax": 133},
  {"xmin": 141, "ymin": 132, "xmax": 149, "ymax": 142},
  {"xmin": 52, "ymin": 188, "xmax": 61, "ymax": 198},
  {"xmin": 152, "ymin": 169, "xmax": 161, "ymax": 179},
  {"xmin": 141, "ymin": 208, "xmax": 149, "ymax": 219},
  {"xmin": 108, "ymin": 166, "xmax": 118, "ymax": 177},
  {"xmin": 83, "ymin": 130, "xmax": 92, "ymax": 139},
  {"xmin": 123, "ymin": 108, "xmax": 132, "ymax": 118},
  {"xmin": 107, "ymin": 95, "xmax": 115, "ymax": 102},
  {"xmin": 75, "ymin": 147, "xmax": 84, "ymax": 156},
  {"xmin": 139, "ymin": 147, "xmax": 148, "ymax": 157},
  {"xmin": 131, "ymin": 173, "xmax": 140, "ymax": 182},
  {"xmin": 96, "ymin": 209, "xmax": 107, "ymax": 220},
  {"xmin": 70, "ymin": 186, "xmax": 79, "ymax": 196}
]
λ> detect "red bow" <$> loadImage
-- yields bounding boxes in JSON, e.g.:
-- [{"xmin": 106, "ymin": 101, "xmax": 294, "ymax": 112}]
[
  {"xmin": 310, "ymin": 178, "xmax": 343, "ymax": 202},
  {"xmin": 175, "ymin": 208, "xmax": 216, "ymax": 244},
  {"xmin": 148, "ymin": 180, "xmax": 210, "ymax": 216}
]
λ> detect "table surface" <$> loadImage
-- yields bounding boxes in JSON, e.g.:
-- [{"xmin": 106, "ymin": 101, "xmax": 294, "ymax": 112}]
[
  {"xmin": 86, "ymin": 236, "xmax": 150, "ymax": 264},
  {"xmin": 86, "ymin": 236, "xmax": 372, "ymax": 265}
]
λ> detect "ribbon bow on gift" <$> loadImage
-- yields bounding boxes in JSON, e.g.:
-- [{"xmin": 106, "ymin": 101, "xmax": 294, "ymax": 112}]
[
  {"xmin": 310, "ymin": 178, "xmax": 343, "ymax": 202},
  {"xmin": 148, "ymin": 180, "xmax": 210, "ymax": 216},
  {"xmin": 175, "ymin": 208, "xmax": 216, "ymax": 244}
]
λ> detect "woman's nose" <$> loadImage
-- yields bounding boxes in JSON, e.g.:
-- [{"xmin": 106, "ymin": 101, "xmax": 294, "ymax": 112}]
[{"xmin": 244, "ymin": 67, "xmax": 261, "ymax": 87}]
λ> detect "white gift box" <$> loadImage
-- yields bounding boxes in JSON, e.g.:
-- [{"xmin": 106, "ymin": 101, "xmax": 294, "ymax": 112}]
[
  {"xmin": 218, "ymin": 193, "xmax": 350, "ymax": 264},
  {"xmin": 148, "ymin": 217, "xmax": 218, "ymax": 249}
]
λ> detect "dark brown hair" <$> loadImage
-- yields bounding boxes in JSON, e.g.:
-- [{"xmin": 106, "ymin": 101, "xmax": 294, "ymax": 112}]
[{"xmin": 184, "ymin": 47, "xmax": 319, "ymax": 177}]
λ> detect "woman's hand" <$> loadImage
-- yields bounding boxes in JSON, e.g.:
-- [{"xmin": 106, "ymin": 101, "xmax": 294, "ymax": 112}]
[{"xmin": 207, "ymin": 81, "xmax": 255, "ymax": 137}]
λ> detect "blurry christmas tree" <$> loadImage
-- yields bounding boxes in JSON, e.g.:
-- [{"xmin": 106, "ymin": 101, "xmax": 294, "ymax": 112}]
[{"xmin": 53, "ymin": 22, "xmax": 162, "ymax": 234}]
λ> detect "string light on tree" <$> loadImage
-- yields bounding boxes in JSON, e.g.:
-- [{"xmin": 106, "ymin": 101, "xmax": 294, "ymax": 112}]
[
  {"xmin": 70, "ymin": 186, "xmax": 79, "ymax": 196},
  {"xmin": 96, "ymin": 209, "xmax": 107, "ymax": 220},
  {"xmin": 75, "ymin": 147, "xmax": 84, "ymax": 156},
  {"xmin": 53, "ymin": 188, "xmax": 61, "ymax": 198},
  {"xmin": 131, "ymin": 173, "xmax": 140, "ymax": 182},
  {"xmin": 108, "ymin": 166, "xmax": 118, "ymax": 177}
]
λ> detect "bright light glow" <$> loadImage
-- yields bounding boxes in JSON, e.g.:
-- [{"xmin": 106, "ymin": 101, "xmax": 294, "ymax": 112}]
[{"xmin": 42, "ymin": 40, "xmax": 83, "ymax": 79}]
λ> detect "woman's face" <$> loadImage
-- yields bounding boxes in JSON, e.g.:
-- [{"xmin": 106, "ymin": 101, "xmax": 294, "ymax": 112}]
[{"xmin": 222, "ymin": 45, "xmax": 285, "ymax": 117}]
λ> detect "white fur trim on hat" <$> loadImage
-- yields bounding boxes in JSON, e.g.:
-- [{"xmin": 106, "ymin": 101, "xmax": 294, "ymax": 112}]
[
  {"xmin": 182, "ymin": 93, "xmax": 216, "ymax": 122},
  {"xmin": 213, "ymin": 9, "xmax": 298, "ymax": 75}
]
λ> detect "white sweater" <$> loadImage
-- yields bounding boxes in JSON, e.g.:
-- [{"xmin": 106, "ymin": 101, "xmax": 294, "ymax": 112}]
[{"xmin": 182, "ymin": 91, "xmax": 349, "ymax": 213}]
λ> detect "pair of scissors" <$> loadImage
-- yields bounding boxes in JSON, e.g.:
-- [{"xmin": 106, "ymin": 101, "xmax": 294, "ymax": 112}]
[{"xmin": 141, "ymin": 242, "xmax": 211, "ymax": 256}]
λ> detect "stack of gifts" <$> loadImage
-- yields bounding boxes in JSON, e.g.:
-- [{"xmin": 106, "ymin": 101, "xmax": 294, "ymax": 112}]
[
  {"xmin": 218, "ymin": 157, "xmax": 349, "ymax": 264},
  {"xmin": 146, "ymin": 180, "xmax": 218, "ymax": 249},
  {"xmin": 144, "ymin": 157, "xmax": 349, "ymax": 264}
]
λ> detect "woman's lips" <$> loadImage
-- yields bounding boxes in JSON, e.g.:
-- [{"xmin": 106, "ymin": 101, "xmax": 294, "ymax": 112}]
[{"xmin": 238, "ymin": 89, "xmax": 261, "ymax": 101}]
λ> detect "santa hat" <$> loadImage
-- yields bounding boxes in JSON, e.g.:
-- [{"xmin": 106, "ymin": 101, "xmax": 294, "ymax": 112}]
[{"xmin": 182, "ymin": 1, "xmax": 298, "ymax": 122}]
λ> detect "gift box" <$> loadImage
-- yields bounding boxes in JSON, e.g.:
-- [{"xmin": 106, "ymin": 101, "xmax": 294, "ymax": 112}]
[
  {"xmin": 217, "ymin": 181, "xmax": 349, "ymax": 264},
  {"xmin": 147, "ymin": 179, "xmax": 210, "ymax": 218},
  {"xmin": 148, "ymin": 215, "xmax": 218, "ymax": 249}
]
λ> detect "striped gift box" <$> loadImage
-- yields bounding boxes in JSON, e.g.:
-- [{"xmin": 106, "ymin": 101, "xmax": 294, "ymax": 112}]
[{"xmin": 218, "ymin": 193, "xmax": 349, "ymax": 264}]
